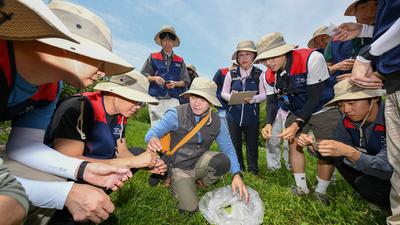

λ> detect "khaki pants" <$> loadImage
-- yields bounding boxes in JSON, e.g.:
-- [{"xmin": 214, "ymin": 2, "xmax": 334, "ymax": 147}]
[
  {"xmin": 386, "ymin": 91, "xmax": 400, "ymax": 225},
  {"xmin": 0, "ymin": 146, "xmax": 65, "ymax": 225},
  {"xmin": 148, "ymin": 98, "xmax": 180, "ymax": 126},
  {"xmin": 170, "ymin": 151, "xmax": 230, "ymax": 212}
]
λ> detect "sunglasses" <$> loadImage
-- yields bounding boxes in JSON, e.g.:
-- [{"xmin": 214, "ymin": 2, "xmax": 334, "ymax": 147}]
[{"xmin": 159, "ymin": 32, "xmax": 176, "ymax": 41}]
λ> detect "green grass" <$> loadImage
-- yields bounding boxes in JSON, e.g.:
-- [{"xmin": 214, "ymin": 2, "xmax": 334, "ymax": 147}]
[{"xmin": 99, "ymin": 120, "xmax": 389, "ymax": 225}]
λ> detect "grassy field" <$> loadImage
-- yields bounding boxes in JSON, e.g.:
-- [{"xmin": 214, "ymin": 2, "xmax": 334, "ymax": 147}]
[{"xmin": 99, "ymin": 120, "xmax": 389, "ymax": 225}]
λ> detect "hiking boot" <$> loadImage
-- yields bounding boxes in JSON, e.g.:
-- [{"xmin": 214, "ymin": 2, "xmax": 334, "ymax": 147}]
[
  {"xmin": 291, "ymin": 186, "xmax": 309, "ymax": 196},
  {"xmin": 312, "ymin": 191, "xmax": 329, "ymax": 205}
]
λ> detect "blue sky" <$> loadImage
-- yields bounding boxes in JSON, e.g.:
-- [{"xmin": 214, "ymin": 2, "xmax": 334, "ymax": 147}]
[{"xmin": 60, "ymin": 0, "xmax": 355, "ymax": 79}]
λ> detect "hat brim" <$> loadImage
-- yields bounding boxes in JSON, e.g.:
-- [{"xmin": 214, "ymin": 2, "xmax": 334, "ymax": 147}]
[
  {"xmin": 94, "ymin": 82, "xmax": 159, "ymax": 105},
  {"xmin": 308, "ymin": 34, "xmax": 331, "ymax": 49},
  {"xmin": 324, "ymin": 89, "xmax": 386, "ymax": 108},
  {"xmin": 231, "ymin": 48, "xmax": 258, "ymax": 60},
  {"xmin": 180, "ymin": 90, "xmax": 222, "ymax": 107},
  {"xmin": 344, "ymin": 1, "xmax": 357, "ymax": 16},
  {"xmin": 154, "ymin": 29, "xmax": 180, "ymax": 47},
  {"xmin": 0, "ymin": 0, "xmax": 77, "ymax": 42},
  {"xmin": 39, "ymin": 33, "xmax": 133, "ymax": 76},
  {"xmin": 254, "ymin": 44, "xmax": 296, "ymax": 63}
]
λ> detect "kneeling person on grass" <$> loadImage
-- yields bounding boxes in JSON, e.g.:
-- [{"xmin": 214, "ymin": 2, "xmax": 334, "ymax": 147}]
[
  {"xmin": 145, "ymin": 77, "xmax": 249, "ymax": 214},
  {"xmin": 46, "ymin": 71, "xmax": 167, "ymax": 175},
  {"xmin": 298, "ymin": 79, "xmax": 392, "ymax": 209}
]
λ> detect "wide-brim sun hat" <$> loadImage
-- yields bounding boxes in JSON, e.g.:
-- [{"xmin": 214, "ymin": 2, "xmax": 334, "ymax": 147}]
[
  {"xmin": 38, "ymin": 1, "xmax": 133, "ymax": 76},
  {"xmin": 187, "ymin": 63, "xmax": 199, "ymax": 76},
  {"xmin": 94, "ymin": 70, "xmax": 159, "ymax": 105},
  {"xmin": 307, "ymin": 25, "xmax": 330, "ymax": 49},
  {"xmin": 180, "ymin": 77, "xmax": 222, "ymax": 107},
  {"xmin": 0, "ymin": 0, "xmax": 76, "ymax": 42},
  {"xmin": 254, "ymin": 32, "xmax": 297, "ymax": 63},
  {"xmin": 231, "ymin": 40, "xmax": 257, "ymax": 61},
  {"xmin": 344, "ymin": 0, "xmax": 361, "ymax": 16},
  {"xmin": 154, "ymin": 25, "xmax": 180, "ymax": 47},
  {"xmin": 324, "ymin": 79, "xmax": 386, "ymax": 108}
]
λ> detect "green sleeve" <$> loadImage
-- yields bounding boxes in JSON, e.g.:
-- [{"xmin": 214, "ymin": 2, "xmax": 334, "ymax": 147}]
[{"xmin": 324, "ymin": 41, "xmax": 333, "ymax": 62}]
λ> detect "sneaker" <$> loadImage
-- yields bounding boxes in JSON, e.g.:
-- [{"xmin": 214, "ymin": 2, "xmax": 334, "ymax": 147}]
[
  {"xmin": 312, "ymin": 191, "xmax": 329, "ymax": 205},
  {"xmin": 291, "ymin": 186, "xmax": 309, "ymax": 196}
]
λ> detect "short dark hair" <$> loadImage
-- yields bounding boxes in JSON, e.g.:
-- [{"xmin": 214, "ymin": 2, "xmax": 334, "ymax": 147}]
[{"xmin": 159, "ymin": 32, "xmax": 176, "ymax": 41}]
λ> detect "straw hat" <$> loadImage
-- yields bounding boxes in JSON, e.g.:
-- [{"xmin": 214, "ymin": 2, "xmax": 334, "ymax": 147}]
[
  {"xmin": 324, "ymin": 79, "xmax": 386, "ymax": 107},
  {"xmin": 154, "ymin": 25, "xmax": 180, "ymax": 47},
  {"xmin": 254, "ymin": 32, "xmax": 297, "ymax": 63},
  {"xmin": 307, "ymin": 25, "xmax": 331, "ymax": 49},
  {"xmin": 94, "ymin": 70, "xmax": 159, "ymax": 105},
  {"xmin": 180, "ymin": 77, "xmax": 221, "ymax": 107},
  {"xmin": 38, "ymin": 1, "xmax": 133, "ymax": 76},
  {"xmin": 231, "ymin": 40, "xmax": 257, "ymax": 60},
  {"xmin": 0, "ymin": 0, "xmax": 76, "ymax": 41}
]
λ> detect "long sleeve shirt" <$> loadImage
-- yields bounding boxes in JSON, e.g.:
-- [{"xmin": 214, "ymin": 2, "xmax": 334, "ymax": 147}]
[
  {"xmin": 145, "ymin": 108, "xmax": 241, "ymax": 174},
  {"xmin": 333, "ymin": 103, "xmax": 393, "ymax": 180}
]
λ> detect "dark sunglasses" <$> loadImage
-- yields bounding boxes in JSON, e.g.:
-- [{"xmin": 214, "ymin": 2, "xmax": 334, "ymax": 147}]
[{"xmin": 159, "ymin": 32, "xmax": 176, "ymax": 41}]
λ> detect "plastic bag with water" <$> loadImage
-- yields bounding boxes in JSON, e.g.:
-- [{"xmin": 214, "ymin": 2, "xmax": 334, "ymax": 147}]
[{"xmin": 199, "ymin": 185, "xmax": 264, "ymax": 225}]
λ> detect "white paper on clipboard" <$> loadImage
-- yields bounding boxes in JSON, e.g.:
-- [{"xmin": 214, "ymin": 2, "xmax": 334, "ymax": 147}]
[{"xmin": 228, "ymin": 91, "xmax": 257, "ymax": 105}]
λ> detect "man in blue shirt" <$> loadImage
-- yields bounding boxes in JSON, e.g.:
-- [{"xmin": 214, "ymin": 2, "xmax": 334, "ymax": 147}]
[{"xmin": 145, "ymin": 77, "xmax": 249, "ymax": 214}]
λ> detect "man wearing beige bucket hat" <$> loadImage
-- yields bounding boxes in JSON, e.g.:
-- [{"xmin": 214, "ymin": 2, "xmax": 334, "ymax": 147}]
[
  {"xmin": 0, "ymin": 1, "xmax": 135, "ymax": 224},
  {"xmin": 298, "ymin": 79, "xmax": 391, "ymax": 209},
  {"xmin": 221, "ymin": 40, "xmax": 266, "ymax": 175},
  {"xmin": 256, "ymin": 32, "xmax": 340, "ymax": 203},
  {"xmin": 307, "ymin": 25, "xmax": 331, "ymax": 52},
  {"xmin": 141, "ymin": 25, "xmax": 190, "ymax": 126},
  {"xmin": 46, "ymin": 71, "xmax": 167, "ymax": 173},
  {"xmin": 145, "ymin": 77, "xmax": 249, "ymax": 214}
]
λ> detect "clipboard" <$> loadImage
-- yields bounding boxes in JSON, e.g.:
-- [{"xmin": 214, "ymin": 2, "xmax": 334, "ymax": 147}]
[{"xmin": 228, "ymin": 91, "xmax": 257, "ymax": 105}]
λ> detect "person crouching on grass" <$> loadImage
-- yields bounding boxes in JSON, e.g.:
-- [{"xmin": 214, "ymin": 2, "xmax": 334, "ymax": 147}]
[
  {"xmin": 298, "ymin": 79, "xmax": 392, "ymax": 209},
  {"xmin": 145, "ymin": 77, "xmax": 249, "ymax": 214},
  {"xmin": 46, "ymin": 71, "xmax": 167, "ymax": 175}
]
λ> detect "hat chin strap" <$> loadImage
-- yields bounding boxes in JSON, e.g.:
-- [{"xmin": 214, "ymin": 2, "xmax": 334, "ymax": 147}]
[
  {"xmin": 356, "ymin": 100, "xmax": 374, "ymax": 147},
  {"xmin": 113, "ymin": 97, "xmax": 125, "ymax": 141}
]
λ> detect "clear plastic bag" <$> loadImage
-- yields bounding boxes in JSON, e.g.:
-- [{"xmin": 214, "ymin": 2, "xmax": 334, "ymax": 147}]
[{"xmin": 199, "ymin": 185, "xmax": 264, "ymax": 225}]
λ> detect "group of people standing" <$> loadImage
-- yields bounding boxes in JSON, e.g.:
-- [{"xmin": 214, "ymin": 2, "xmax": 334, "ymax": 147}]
[{"xmin": 0, "ymin": 0, "xmax": 399, "ymax": 225}]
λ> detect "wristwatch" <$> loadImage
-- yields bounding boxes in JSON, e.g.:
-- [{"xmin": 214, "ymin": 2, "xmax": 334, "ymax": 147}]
[{"xmin": 358, "ymin": 45, "xmax": 375, "ymax": 61}]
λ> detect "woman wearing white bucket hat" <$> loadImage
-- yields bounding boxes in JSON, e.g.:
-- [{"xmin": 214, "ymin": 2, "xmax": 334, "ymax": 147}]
[
  {"xmin": 221, "ymin": 40, "xmax": 266, "ymax": 175},
  {"xmin": 298, "ymin": 79, "xmax": 391, "ymax": 209},
  {"xmin": 145, "ymin": 77, "xmax": 249, "ymax": 214},
  {"xmin": 257, "ymin": 32, "xmax": 340, "ymax": 204},
  {"xmin": 46, "ymin": 71, "xmax": 167, "ymax": 175},
  {"xmin": 0, "ymin": 1, "xmax": 134, "ymax": 224}
]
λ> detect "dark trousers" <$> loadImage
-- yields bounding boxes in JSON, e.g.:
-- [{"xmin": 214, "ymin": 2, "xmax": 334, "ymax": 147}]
[
  {"xmin": 334, "ymin": 159, "xmax": 391, "ymax": 209},
  {"xmin": 227, "ymin": 119, "xmax": 259, "ymax": 174}
]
